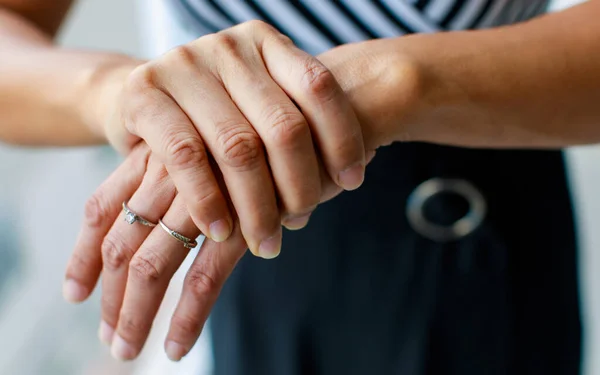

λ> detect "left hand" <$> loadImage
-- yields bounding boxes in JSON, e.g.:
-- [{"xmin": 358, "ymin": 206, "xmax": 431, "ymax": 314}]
[
  {"xmin": 65, "ymin": 141, "xmax": 364, "ymax": 362},
  {"xmin": 63, "ymin": 39, "xmax": 420, "ymax": 361}
]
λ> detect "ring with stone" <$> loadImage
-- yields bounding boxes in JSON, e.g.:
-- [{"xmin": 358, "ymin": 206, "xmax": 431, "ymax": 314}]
[
  {"xmin": 158, "ymin": 219, "xmax": 198, "ymax": 249},
  {"xmin": 122, "ymin": 201, "xmax": 157, "ymax": 227}
]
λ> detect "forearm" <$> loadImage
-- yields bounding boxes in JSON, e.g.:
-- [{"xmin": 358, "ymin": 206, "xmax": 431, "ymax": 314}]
[
  {"xmin": 385, "ymin": 0, "xmax": 600, "ymax": 148},
  {"xmin": 0, "ymin": 8, "xmax": 141, "ymax": 146}
]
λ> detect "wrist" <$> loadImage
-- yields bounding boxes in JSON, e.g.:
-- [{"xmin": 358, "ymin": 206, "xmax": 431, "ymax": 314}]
[
  {"xmin": 384, "ymin": 30, "xmax": 540, "ymax": 148},
  {"xmin": 76, "ymin": 56, "xmax": 144, "ymax": 149},
  {"xmin": 388, "ymin": 32, "xmax": 488, "ymax": 146},
  {"xmin": 319, "ymin": 39, "xmax": 434, "ymax": 150}
]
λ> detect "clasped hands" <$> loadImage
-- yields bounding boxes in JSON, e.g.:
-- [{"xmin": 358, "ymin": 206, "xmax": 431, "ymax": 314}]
[{"xmin": 61, "ymin": 21, "xmax": 419, "ymax": 362}]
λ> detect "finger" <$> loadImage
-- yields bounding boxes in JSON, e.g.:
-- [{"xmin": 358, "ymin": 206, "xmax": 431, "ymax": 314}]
[
  {"xmin": 366, "ymin": 149, "xmax": 377, "ymax": 165},
  {"xmin": 63, "ymin": 143, "xmax": 150, "ymax": 303},
  {"xmin": 157, "ymin": 44, "xmax": 281, "ymax": 259},
  {"xmin": 261, "ymin": 30, "xmax": 367, "ymax": 191},
  {"xmin": 215, "ymin": 36, "xmax": 321, "ymax": 229},
  {"xmin": 98, "ymin": 155, "xmax": 176, "ymax": 346},
  {"xmin": 318, "ymin": 157, "xmax": 343, "ymax": 205},
  {"xmin": 111, "ymin": 195, "xmax": 200, "ymax": 361},
  {"xmin": 317, "ymin": 149, "xmax": 376, "ymax": 205},
  {"xmin": 164, "ymin": 223, "xmax": 247, "ymax": 362},
  {"xmin": 122, "ymin": 64, "xmax": 233, "ymax": 243}
]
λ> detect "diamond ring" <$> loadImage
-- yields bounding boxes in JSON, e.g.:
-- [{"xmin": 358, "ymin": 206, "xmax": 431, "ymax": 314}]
[{"xmin": 122, "ymin": 201, "xmax": 157, "ymax": 227}]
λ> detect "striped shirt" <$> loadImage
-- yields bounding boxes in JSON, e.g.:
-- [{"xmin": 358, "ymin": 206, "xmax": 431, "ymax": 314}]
[{"xmin": 170, "ymin": 0, "xmax": 550, "ymax": 54}]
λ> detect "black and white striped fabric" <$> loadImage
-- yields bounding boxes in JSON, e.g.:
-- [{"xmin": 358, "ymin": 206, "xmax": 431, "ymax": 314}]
[{"xmin": 171, "ymin": 0, "xmax": 549, "ymax": 54}]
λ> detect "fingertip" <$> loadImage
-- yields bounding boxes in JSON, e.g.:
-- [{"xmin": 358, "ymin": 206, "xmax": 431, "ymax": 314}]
[
  {"xmin": 209, "ymin": 218, "xmax": 233, "ymax": 243},
  {"xmin": 62, "ymin": 279, "xmax": 90, "ymax": 304},
  {"xmin": 98, "ymin": 320, "xmax": 115, "ymax": 346},
  {"xmin": 165, "ymin": 340, "xmax": 187, "ymax": 362},
  {"xmin": 282, "ymin": 212, "xmax": 311, "ymax": 231},
  {"xmin": 111, "ymin": 334, "xmax": 137, "ymax": 361},
  {"xmin": 337, "ymin": 162, "xmax": 365, "ymax": 191},
  {"xmin": 257, "ymin": 228, "xmax": 282, "ymax": 259}
]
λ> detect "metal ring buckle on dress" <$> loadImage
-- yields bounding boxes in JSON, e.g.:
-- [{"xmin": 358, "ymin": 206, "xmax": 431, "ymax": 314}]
[
  {"xmin": 158, "ymin": 219, "xmax": 198, "ymax": 249},
  {"xmin": 406, "ymin": 178, "xmax": 487, "ymax": 242},
  {"xmin": 122, "ymin": 201, "xmax": 157, "ymax": 227}
]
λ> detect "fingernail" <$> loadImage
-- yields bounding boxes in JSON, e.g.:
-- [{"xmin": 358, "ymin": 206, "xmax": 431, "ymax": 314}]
[
  {"xmin": 258, "ymin": 230, "xmax": 282, "ymax": 259},
  {"xmin": 338, "ymin": 163, "xmax": 365, "ymax": 191},
  {"xmin": 282, "ymin": 213, "xmax": 311, "ymax": 230},
  {"xmin": 209, "ymin": 219, "xmax": 232, "ymax": 243},
  {"xmin": 98, "ymin": 321, "xmax": 115, "ymax": 346},
  {"xmin": 111, "ymin": 335, "xmax": 137, "ymax": 361},
  {"xmin": 165, "ymin": 340, "xmax": 187, "ymax": 362},
  {"xmin": 62, "ymin": 279, "xmax": 89, "ymax": 303}
]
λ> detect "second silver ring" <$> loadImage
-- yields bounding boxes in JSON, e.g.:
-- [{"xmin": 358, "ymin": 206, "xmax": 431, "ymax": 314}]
[{"xmin": 158, "ymin": 219, "xmax": 199, "ymax": 249}]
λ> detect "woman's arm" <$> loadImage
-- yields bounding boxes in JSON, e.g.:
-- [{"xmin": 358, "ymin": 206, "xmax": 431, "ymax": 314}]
[
  {"xmin": 367, "ymin": 0, "xmax": 600, "ymax": 149},
  {"xmin": 1, "ymin": 2, "xmax": 370, "ymax": 250},
  {"xmin": 0, "ymin": 1, "xmax": 140, "ymax": 146}
]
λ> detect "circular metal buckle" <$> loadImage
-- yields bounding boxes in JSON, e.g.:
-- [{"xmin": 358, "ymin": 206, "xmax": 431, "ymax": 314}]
[{"xmin": 406, "ymin": 178, "xmax": 487, "ymax": 243}]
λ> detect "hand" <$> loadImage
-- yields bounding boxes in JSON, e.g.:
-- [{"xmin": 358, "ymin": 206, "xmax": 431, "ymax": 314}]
[
  {"xmin": 63, "ymin": 142, "xmax": 375, "ymax": 361},
  {"xmin": 96, "ymin": 20, "xmax": 367, "ymax": 258},
  {"xmin": 64, "ymin": 36, "xmax": 422, "ymax": 362},
  {"xmin": 65, "ymin": 143, "xmax": 231, "ymax": 361}
]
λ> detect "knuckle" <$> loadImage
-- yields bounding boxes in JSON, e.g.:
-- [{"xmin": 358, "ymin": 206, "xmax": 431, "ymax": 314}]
[
  {"xmin": 101, "ymin": 295, "xmax": 121, "ymax": 324},
  {"xmin": 171, "ymin": 314, "xmax": 203, "ymax": 336},
  {"xmin": 301, "ymin": 61, "xmax": 338, "ymax": 101},
  {"xmin": 164, "ymin": 45, "xmax": 197, "ymax": 69},
  {"xmin": 129, "ymin": 251, "xmax": 166, "ymax": 283},
  {"xmin": 124, "ymin": 64, "xmax": 155, "ymax": 94},
  {"xmin": 273, "ymin": 32, "xmax": 294, "ymax": 46},
  {"xmin": 190, "ymin": 187, "xmax": 222, "ymax": 216},
  {"xmin": 101, "ymin": 234, "xmax": 135, "ymax": 272},
  {"xmin": 83, "ymin": 193, "xmax": 111, "ymax": 229},
  {"xmin": 186, "ymin": 266, "xmax": 219, "ymax": 300},
  {"xmin": 287, "ymin": 194, "xmax": 319, "ymax": 217},
  {"xmin": 164, "ymin": 135, "xmax": 207, "ymax": 171},
  {"xmin": 203, "ymin": 32, "xmax": 239, "ymax": 57},
  {"xmin": 120, "ymin": 93, "xmax": 148, "ymax": 136},
  {"xmin": 215, "ymin": 125, "xmax": 262, "ymax": 170},
  {"xmin": 119, "ymin": 313, "xmax": 150, "ymax": 336},
  {"xmin": 241, "ymin": 19, "xmax": 275, "ymax": 35},
  {"xmin": 263, "ymin": 106, "xmax": 308, "ymax": 147}
]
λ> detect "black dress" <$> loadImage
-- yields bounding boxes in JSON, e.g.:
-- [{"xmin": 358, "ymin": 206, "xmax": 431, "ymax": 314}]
[
  {"xmin": 211, "ymin": 144, "xmax": 580, "ymax": 375},
  {"xmin": 169, "ymin": 1, "xmax": 582, "ymax": 374}
]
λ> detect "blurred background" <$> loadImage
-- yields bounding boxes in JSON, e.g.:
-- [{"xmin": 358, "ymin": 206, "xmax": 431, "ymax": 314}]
[{"xmin": 0, "ymin": 0, "xmax": 597, "ymax": 374}]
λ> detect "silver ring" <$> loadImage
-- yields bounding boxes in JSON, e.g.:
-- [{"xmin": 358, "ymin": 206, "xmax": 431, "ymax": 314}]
[
  {"xmin": 158, "ymin": 219, "xmax": 198, "ymax": 249},
  {"xmin": 406, "ymin": 178, "xmax": 486, "ymax": 242},
  {"xmin": 122, "ymin": 201, "xmax": 157, "ymax": 227}
]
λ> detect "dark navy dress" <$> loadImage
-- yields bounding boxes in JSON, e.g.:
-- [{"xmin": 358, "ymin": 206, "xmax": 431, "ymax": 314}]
[{"xmin": 170, "ymin": 1, "xmax": 582, "ymax": 374}]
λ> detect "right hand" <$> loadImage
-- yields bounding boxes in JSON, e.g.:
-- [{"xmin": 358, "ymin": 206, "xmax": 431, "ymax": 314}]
[{"xmin": 96, "ymin": 20, "xmax": 366, "ymax": 258}]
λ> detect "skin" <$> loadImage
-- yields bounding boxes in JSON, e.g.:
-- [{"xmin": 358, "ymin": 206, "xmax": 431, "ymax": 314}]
[
  {"xmin": 2, "ymin": 0, "xmax": 600, "ymax": 363},
  {"xmin": 0, "ymin": 4, "xmax": 369, "ymax": 258}
]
